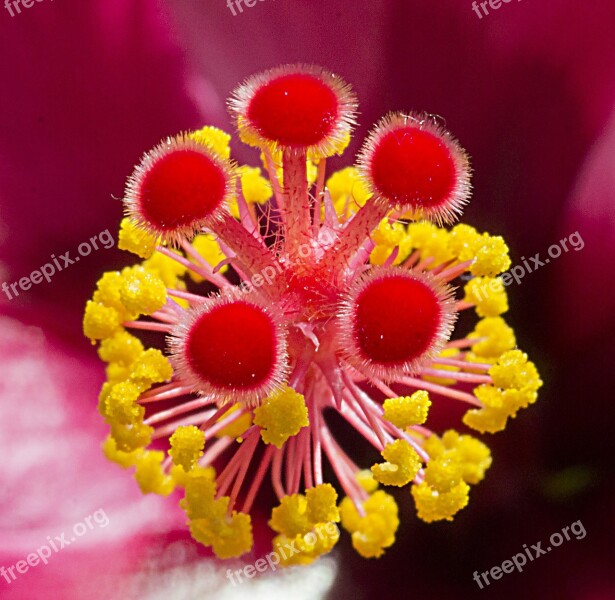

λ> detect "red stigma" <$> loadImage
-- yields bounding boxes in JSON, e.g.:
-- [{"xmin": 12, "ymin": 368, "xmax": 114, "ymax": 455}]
[
  {"xmin": 354, "ymin": 275, "xmax": 442, "ymax": 365},
  {"xmin": 247, "ymin": 73, "xmax": 339, "ymax": 147},
  {"xmin": 369, "ymin": 127, "xmax": 455, "ymax": 209},
  {"xmin": 139, "ymin": 148, "xmax": 227, "ymax": 231},
  {"xmin": 186, "ymin": 301, "xmax": 278, "ymax": 391}
]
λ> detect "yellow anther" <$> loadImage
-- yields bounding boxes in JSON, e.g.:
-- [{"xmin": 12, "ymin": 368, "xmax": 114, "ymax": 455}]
[
  {"xmin": 356, "ymin": 469, "xmax": 379, "ymax": 493},
  {"xmin": 489, "ymin": 350, "xmax": 542, "ymax": 391},
  {"xmin": 407, "ymin": 221, "xmax": 454, "ymax": 266},
  {"xmin": 118, "ymin": 217, "xmax": 158, "ymax": 259},
  {"xmin": 189, "ymin": 126, "xmax": 231, "ymax": 159},
  {"xmin": 169, "ymin": 425, "xmax": 206, "ymax": 472},
  {"xmin": 306, "ymin": 483, "xmax": 340, "ymax": 524},
  {"xmin": 448, "ymin": 224, "xmax": 481, "ymax": 261},
  {"xmin": 239, "ymin": 165, "xmax": 273, "ymax": 204},
  {"xmin": 326, "ymin": 166, "xmax": 371, "ymax": 220},
  {"xmin": 129, "ymin": 348, "xmax": 173, "ymax": 387},
  {"xmin": 104, "ymin": 380, "xmax": 144, "ymax": 424},
  {"xmin": 190, "ymin": 509, "xmax": 253, "ymax": 559},
  {"xmin": 469, "ymin": 317, "xmax": 516, "ymax": 359},
  {"xmin": 171, "ymin": 464, "xmax": 215, "ymax": 488},
  {"xmin": 120, "ymin": 266, "xmax": 167, "ymax": 316},
  {"xmin": 411, "ymin": 480, "xmax": 470, "ymax": 522},
  {"xmin": 83, "ymin": 301, "xmax": 122, "ymax": 341},
  {"xmin": 383, "ymin": 391, "xmax": 431, "ymax": 428},
  {"xmin": 273, "ymin": 522, "xmax": 340, "ymax": 566},
  {"xmin": 98, "ymin": 330, "xmax": 144, "ymax": 366},
  {"xmin": 134, "ymin": 450, "xmax": 174, "ymax": 496},
  {"xmin": 102, "ymin": 435, "xmax": 141, "ymax": 468},
  {"xmin": 269, "ymin": 494, "xmax": 311, "ymax": 537},
  {"xmin": 441, "ymin": 431, "xmax": 492, "ymax": 485},
  {"xmin": 92, "ymin": 271, "xmax": 135, "ymax": 321},
  {"xmin": 340, "ymin": 491, "xmax": 399, "ymax": 558},
  {"xmin": 254, "ymin": 386, "xmax": 309, "ymax": 448},
  {"xmin": 181, "ymin": 469, "xmax": 218, "ymax": 519},
  {"xmin": 470, "ymin": 234, "xmax": 511, "ymax": 277},
  {"xmin": 464, "ymin": 276, "xmax": 509, "ymax": 317},
  {"xmin": 371, "ymin": 439, "xmax": 422, "ymax": 487},
  {"xmin": 424, "ymin": 457, "xmax": 463, "ymax": 493},
  {"xmin": 109, "ymin": 420, "xmax": 153, "ymax": 453}
]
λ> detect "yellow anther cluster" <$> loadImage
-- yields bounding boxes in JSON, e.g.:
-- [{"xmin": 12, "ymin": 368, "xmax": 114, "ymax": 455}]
[
  {"xmin": 411, "ymin": 429, "xmax": 492, "ymax": 521},
  {"xmin": 83, "ymin": 301, "xmax": 122, "ymax": 341},
  {"xmin": 129, "ymin": 348, "xmax": 173, "ymax": 387},
  {"xmin": 239, "ymin": 166, "xmax": 273, "ymax": 204},
  {"xmin": 369, "ymin": 219, "xmax": 412, "ymax": 265},
  {"xmin": 470, "ymin": 234, "xmax": 511, "ymax": 277},
  {"xmin": 464, "ymin": 350, "xmax": 542, "ymax": 433},
  {"xmin": 326, "ymin": 166, "xmax": 370, "ymax": 220},
  {"xmin": 464, "ymin": 276, "xmax": 509, "ymax": 317},
  {"xmin": 189, "ymin": 233, "xmax": 228, "ymax": 282},
  {"xmin": 489, "ymin": 349, "xmax": 541, "ymax": 391},
  {"xmin": 448, "ymin": 224, "xmax": 481, "ymax": 261},
  {"xmin": 411, "ymin": 479, "xmax": 469, "ymax": 523},
  {"xmin": 181, "ymin": 468, "xmax": 253, "ymax": 558},
  {"xmin": 371, "ymin": 439, "xmax": 422, "ymax": 487},
  {"xmin": 469, "ymin": 317, "xmax": 516, "ymax": 360},
  {"xmin": 253, "ymin": 386, "xmax": 309, "ymax": 448},
  {"xmin": 102, "ymin": 380, "xmax": 144, "ymax": 424},
  {"xmin": 190, "ymin": 126, "xmax": 231, "ymax": 159},
  {"xmin": 214, "ymin": 405, "xmax": 253, "ymax": 439},
  {"xmin": 92, "ymin": 271, "xmax": 136, "ymax": 319},
  {"xmin": 340, "ymin": 491, "xmax": 399, "ymax": 558},
  {"xmin": 119, "ymin": 266, "xmax": 167, "ymax": 316},
  {"xmin": 109, "ymin": 420, "xmax": 153, "ymax": 453},
  {"xmin": 407, "ymin": 221, "xmax": 454, "ymax": 266},
  {"xmin": 270, "ymin": 484, "xmax": 341, "ymax": 566},
  {"xmin": 134, "ymin": 450, "xmax": 175, "ymax": 496},
  {"xmin": 169, "ymin": 425, "xmax": 206, "ymax": 472},
  {"xmin": 98, "ymin": 330, "xmax": 144, "ymax": 366},
  {"xmin": 383, "ymin": 390, "xmax": 431, "ymax": 428},
  {"xmin": 171, "ymin": 464, "xmax": 216, "ymax": 488},
  {"xmin": 118, "ymin": 218, "xmax": 158, "ymax": 259}
]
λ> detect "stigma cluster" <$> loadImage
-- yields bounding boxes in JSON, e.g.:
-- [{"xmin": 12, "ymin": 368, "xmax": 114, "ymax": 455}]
[{"xmin": 84, "ymin": 65, "xmax": 541, "ymax": 562}]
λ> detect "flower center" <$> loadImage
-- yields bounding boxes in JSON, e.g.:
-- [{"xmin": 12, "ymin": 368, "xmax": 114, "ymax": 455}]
[
  {"xmin": 354, "ymin": 274, "xmax": 442, "ymax": 365},
  {"xmin": 139, "ymin": 149, "xmax": 227, "ymax": 230},
  {"xmin": 369, "ymin": 127, "xmax": 455, "ymax": 208},
  {"xmin": 247, "ymin": 73, "xmax": 339, "ymax": 147},
  {"xmin": 186, "ymin": 301, "xmax": 277, "ymax": 390}
]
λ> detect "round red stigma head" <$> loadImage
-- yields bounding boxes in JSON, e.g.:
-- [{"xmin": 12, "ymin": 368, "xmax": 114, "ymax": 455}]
[
  {"xmin": 124, "ymin": 134, "xmax": 234, "ymax": 245},
  {"xmin": 358, "ymin": 113, "xmax": 471, "ymax": 224},
  {"xmin": 170, "ymin": 292, "xmax": 289, "ymax": 406},
  {"xmin": 229, "ymin": 64, "xmax": 357, "ymax": 156},
  {"xmin": 339, "ymin": 267, "xmax": 456, "ymax": 380}
]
